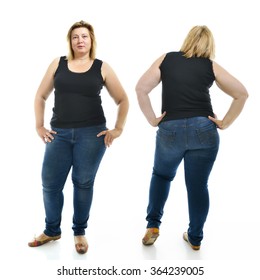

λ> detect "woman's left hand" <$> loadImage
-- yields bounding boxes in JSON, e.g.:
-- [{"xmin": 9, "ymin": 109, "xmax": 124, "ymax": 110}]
[{"xmin": 97, "ymin": 128, "xmax": 123, "ymax": 147}]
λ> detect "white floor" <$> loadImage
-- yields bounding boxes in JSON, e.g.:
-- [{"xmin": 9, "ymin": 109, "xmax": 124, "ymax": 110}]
[{"xmin": 3, "ymin": 212, "xmax": 259, "ymax": 280}]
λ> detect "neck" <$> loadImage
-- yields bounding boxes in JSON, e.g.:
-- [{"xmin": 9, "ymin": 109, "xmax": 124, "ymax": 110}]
[{"xmin": 74, "ymin": 55, "xmax": 90, "ymax": 61}]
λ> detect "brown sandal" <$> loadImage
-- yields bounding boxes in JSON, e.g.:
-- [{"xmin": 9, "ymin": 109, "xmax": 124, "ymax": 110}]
[
  {"xmin": 74, "ymin": 236, "xmax": 88, "ymax": 254},
  {"xmin": 142, "ymin": 228, "xmax": 159, "ymax": 245},
  {"xmin": 183, "ymin": 232, "xmax": 200, "ymax": 250},
  {"xmin": 28, "ymin": 233, "xmax": 61, "ymax": 247}
]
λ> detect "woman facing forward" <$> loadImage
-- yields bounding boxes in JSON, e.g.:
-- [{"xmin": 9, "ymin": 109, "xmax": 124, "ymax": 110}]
[
  {"xmin": 136, "ymin": 25, "xmax": 248, "ymax": 250},
  {"xmin": 28, "ymin": 20, "xmax": 129, "ymax": 254}
]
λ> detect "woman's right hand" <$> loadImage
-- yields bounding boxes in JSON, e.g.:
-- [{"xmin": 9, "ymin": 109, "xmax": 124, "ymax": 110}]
[
  {"xmin": 36, "ymin": 127, "xmax": 57, "ymax": 143},
  {"xmin": 208, "ymin": 115, "xmax": 225, "ymax": 129},
  {"xmin": 149, "ymin": 111, "xmax": 166, "ymax": 127}
]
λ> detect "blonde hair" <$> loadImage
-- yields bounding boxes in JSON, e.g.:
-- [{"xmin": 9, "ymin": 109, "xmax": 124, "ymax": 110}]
[
  {"xmin": 180, "ymin": 25, "xmax": 215, "ymax": 59},
  {"xmin": 66, "ymin": 20, "xmax": 97, "ymax": 60}
]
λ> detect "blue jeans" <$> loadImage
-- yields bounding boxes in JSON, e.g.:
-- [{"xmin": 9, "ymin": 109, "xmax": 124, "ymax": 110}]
[
  {"xmin": 41, "ymin": 124, "xmax": 107, "ymax": 237},
  {"xmin": 146, "ymin": 117, "xmax": 219, "ymax": 246}
]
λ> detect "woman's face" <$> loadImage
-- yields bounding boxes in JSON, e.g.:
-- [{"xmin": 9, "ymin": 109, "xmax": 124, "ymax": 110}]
[{"xmin": 71, "ymin": 27, "xmax": 92, "ymax": 56}]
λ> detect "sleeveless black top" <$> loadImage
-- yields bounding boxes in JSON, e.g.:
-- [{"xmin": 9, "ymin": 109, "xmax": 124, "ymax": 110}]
[
  {"xmin": 159, "ymin": 52, "xmax": 215, "ymax": 122},
  {"xmin": 51, "ymin": 56, "xmax": 106, "ymax": 128}
]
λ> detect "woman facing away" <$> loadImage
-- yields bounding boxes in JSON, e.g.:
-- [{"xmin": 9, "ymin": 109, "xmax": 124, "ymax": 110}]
[
  {"xmin": 28, "ymin": 20, "xmax": 129, "ymax": 254},
  {"xmin": 135, "ymin": 25, "xmax": 248, "ymax": 250}
]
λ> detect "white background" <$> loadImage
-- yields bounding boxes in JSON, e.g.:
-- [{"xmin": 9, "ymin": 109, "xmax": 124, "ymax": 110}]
[{"xmin": 0, "ymin": 0, "xmax": 259, "ymax": 279}]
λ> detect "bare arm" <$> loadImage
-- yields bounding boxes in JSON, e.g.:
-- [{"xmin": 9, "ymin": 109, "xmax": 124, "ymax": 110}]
[
  {"xmin": 135, "ymin": 54, "xmax": 166, "ymax": 127},
  {"xmin": 209, "ymin": 61, "xmax": 249, "ymax": 129},
  {"xmin": 34, "ymin": 57, "xmax": 59, "ymax": 143},
  {"xmin": 97, "ymin": 62, "xmax": 129, "ymax": 147}
]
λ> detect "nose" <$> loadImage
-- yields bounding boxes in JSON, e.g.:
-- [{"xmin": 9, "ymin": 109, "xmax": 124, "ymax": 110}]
[{"xmin": 78, "ymin": 36, "xmax": 83, "ymax": 43}]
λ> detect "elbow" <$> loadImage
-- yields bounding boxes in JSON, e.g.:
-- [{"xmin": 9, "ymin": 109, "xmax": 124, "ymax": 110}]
[
  {"xmin": 135, "ymin": 79, "xmax": 145, "ymax": 95},
  {"xmin": 135, "ymin": 84, "xmax": 147, "ymax": 101},
  {"xmin": 236, "ymin": 88, "xmax": 249, "ymax": 102},
  {"xmin": 116, "ymin": 93, "xmax": 129, "ymax": 108},
  {"xmin": 241, "ymin": 89, "xmax": 249, "ymax": 101},
  {"xmin": 135, "ymin": 84, "xmax": 142, "ymax": 97},
  {"xmin": 34, "ymin": 95, "xmax": 45, "ymax": 105}
]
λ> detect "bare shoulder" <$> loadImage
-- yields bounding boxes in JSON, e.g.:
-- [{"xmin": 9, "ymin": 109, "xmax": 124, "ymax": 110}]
[
  {"xmin": 152, "ymin": 53, "xmax": 167, "ymax": 68},
  {"xmin": 101, "ymin": 61, "xmax": 117, "ymax": 80},
  {"xmin": 212, "ymin": 61, "xmax": 231, "ymax": 79},
  {"xmin": 47, "ymin": 57, "xmax": 60, "ymax": 67},
  {"xmin": 101, "ymin": 61, "xmax": 113, "ymax": 72},
  {"xmin": 212, "ymin": 61, "xmax": 221, "ymax": 75},
  {"xmin": 47, "ymin": 57, "xmax": 60, "ymax": 74}
]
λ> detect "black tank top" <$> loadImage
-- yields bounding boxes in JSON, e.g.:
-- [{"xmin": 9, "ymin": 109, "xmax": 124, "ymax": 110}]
[
  {"xmin": 159, "ymin": 52, "xmax": 215, "ymax": 122},
  {"xmin": 51, "ymin": 56, "xmax": 106, "ymax": 128}
]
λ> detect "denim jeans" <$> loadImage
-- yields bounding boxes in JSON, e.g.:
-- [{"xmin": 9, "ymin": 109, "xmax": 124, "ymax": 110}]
[
  {"xmin": 146, "ymin": 117, "xmax": 219, "ymax": 246},
  {"xmin": 41, "ymin": 124, "xmax": 107, "ymax": 237}
]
